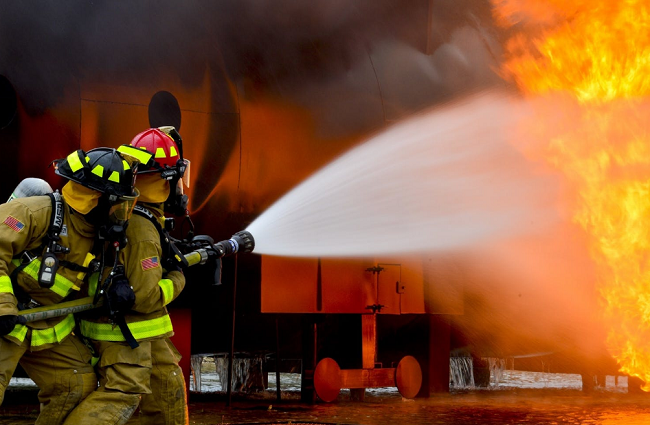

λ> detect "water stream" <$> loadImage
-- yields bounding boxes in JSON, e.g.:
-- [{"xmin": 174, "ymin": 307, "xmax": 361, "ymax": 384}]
[{"xmin": 247, "ymin": 90, "xmax": 559, "ymax": 258}]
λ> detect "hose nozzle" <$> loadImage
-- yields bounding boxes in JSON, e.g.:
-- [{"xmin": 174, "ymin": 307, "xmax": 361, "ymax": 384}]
[{"xmin": 214, "ymin": 230, "xmax": 255, "ymax": 258}]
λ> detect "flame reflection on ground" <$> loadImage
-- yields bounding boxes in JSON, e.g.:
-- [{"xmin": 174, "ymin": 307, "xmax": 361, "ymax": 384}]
[
  {"xmin": 151, "ymin": 391, "xmax": 650, "ymax": 425},
  {"xmin": 3, "ymin": 377, "xmax": 650, "ymax": 425}
]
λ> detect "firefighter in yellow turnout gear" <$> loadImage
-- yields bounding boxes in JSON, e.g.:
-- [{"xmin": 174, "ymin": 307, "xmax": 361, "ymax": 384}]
[
  {"xmin": 65, "ymin": 127, "xmax": 189, "ymax": 425},
  {"xmin": 0, "ymin": 148, "xmax": 139, "ymax": 425}
]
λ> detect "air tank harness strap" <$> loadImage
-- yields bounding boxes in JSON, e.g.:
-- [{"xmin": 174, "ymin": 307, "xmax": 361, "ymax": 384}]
[
  {"xmin": 116, "ymin": 316, "xmax": 138, "ymax": 349},
  {"xmin": 95, "ymin": 262, "xmax": 139, "ymax": 349},
  {"xmin": 37, "ymin": 192, "xmax": 70, "ymax": 289},
  {"xmin": 74, "ymin": 315, "xmax": 99, "ymax": 366},
  {"xmin": 10, "ymin": 192, "xmax": 68, "ymax": 309}
]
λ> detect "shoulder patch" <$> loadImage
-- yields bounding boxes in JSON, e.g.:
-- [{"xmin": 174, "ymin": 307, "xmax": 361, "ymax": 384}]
[
  {"xmin": 141, "ymin": 256, "xmax": 160, "ymax": 271},
  {"xmin": 3, "ymin": 216, "xmax": 25, "ymax": 232}
]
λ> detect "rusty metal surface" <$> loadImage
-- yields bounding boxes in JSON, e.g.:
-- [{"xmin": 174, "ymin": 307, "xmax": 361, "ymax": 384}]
[
  {"xmin": 340, "ymin": 368, "xmax": 396, "ymax": 390},
  {"xmin": 261, "ymin": 257, "xmax": 461, "ymax": 315},
  {"xmin": 361, "ymin": 314, "xmax": 377, "ymax": 369}
]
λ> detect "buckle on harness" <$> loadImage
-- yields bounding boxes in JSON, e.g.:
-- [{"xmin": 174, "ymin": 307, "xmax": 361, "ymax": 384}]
[
  {"xmin": 21, "ymin": 251, "xmax": 37, "ymax": 264},
  {"xmin": 26, "ymin": 299, "xmax": 43, "ymax": 309},
  {"xmin": 17, "ymin": 298, "xmax": 43, "ymax": 311}
]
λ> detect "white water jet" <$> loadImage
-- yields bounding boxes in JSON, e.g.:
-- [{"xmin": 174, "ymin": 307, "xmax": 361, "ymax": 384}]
[{"xmin": 247, "ymin": 90, "xmax": 558, "ymax": 257}]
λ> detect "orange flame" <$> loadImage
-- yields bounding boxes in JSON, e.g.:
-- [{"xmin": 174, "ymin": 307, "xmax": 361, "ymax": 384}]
[{"xmin": 493, "ymin": 0, "xmax": 650, "ymax": 388}]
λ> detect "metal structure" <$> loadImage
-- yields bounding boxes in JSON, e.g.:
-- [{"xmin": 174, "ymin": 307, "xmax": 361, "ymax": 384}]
[{"xmin": 262, "ymin": 256, "xmax": 461, "ymax": 398}]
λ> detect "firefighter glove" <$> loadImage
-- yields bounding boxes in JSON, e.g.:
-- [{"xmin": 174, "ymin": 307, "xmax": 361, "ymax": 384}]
[
  {"xmin": 107, "ymin": 275, "xmax": 135, "ymax": 315},
  {"xmin": 0, "ymin": 315, "xmax": 27, "ymax": 336}
]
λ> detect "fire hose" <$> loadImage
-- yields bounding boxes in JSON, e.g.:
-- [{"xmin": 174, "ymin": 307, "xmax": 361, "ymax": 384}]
[{"xmin": 17, "ymin": 230, "xmax": 255, "ymax": 323}]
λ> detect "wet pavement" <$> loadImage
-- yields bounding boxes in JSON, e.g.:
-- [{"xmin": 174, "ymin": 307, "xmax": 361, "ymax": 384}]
[
  {"xmin": 189, "ymin": 389, "xmax": 650, "ymax": 425},
  {"xmin": 3, "ymin": 388, "xmax": 650, "ymax": 424}
]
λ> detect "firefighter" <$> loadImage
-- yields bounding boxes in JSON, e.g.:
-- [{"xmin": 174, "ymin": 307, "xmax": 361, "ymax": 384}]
[
  {"xmin": 66, "ymin": 127, "xmax": 189, "ymax": 425},
  {"xmin": 0, "ymin": 147, "xmax": 139, "ymax": 425}
]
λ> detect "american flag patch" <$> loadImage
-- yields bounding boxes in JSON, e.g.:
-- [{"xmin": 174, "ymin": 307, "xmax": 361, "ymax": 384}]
[
  {"xmin": 3, "ymin": 216, "xmax": 25, "ymax": 232},
  {"xmin": 141, "ymin": 256, "xmax": 160, "ymax": 271}
]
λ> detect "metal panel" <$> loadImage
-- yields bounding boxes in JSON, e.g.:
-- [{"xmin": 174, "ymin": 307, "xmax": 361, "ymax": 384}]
[
  {"xmin": 376, "ymin": 259, "xmax": 428, "ymax": 314},
  {"xmin": 321, "ymin": 259, "xmax": 376, "ymax": 313},
  {"xmin": 261, "ymin": 255, "xmax": 463, "ymax": 315},
  {"xmin": 261, "ymin": 256, "xmax": 319, "ymax": 313},
  {"xmin": 262, "ymin": 257, "xmax": 379, "ymax": 313},
  {"xmin": 400, "ymin": 259, "xmax": 426, "ymax": 314}
]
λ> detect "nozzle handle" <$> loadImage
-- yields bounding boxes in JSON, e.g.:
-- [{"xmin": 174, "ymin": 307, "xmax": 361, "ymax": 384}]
[{"xmin": 184, "ymin": 249, "xmax": 209, "ymax": 267}]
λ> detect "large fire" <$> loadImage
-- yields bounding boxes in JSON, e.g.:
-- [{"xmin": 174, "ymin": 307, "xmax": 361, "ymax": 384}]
[{"xmin": 492, "ymin": 0, "xmax": 650, "ymax": 388}]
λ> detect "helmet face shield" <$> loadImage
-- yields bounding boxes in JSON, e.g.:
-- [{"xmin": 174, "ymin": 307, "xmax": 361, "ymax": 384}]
[{"xmin": 107, "ymin": 189, "xmax": 139, "ymax": 226}]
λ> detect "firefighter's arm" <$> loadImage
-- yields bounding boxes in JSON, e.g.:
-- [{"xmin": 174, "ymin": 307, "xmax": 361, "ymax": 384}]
[
  {"xmin": 0, "ymin": 201, "xmax": 39, "ymax": 316},
  {"xmin": 123, "ymin": 239, "xmax": 185, "ymax": 314}
]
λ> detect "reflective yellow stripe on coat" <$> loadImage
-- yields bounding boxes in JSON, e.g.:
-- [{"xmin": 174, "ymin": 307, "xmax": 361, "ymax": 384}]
[
  {"xmin": 0, "ymin": 275, "xmax": 13, "ymax": 294},
  {"xmin": 158, "ymin": 278, "xmax": 174, "ymax": 306},
  {"xmin": 12, "ymin": 259, "xmax": 80, "ymax": 298},
  {"xmin": 79, "ymin": 314, "xmax": 173, "ymax": 342},
  {"xmin": 8, "ymin": 314, "xmax": 76, "ymax": 346}
]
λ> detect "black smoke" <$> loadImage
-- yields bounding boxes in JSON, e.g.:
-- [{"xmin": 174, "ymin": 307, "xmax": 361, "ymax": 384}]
[{"xmin": 0, "ymin": 0, "xmax": 503, "ymax": 115}]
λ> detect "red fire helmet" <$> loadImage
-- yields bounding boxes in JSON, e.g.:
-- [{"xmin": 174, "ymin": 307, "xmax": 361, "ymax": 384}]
[{"xmin": 129, "ymin": 127, "xmax": 180, "ymax": 169}]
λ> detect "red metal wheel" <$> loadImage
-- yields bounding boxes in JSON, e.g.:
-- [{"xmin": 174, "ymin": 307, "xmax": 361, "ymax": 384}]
[
  {"xmin": 395, "ymin": 355, "xmax": 422, "ymax": 398},
  {"xmin": 313, "ymin": 358, "xmax": 342, "ymax": 402}
]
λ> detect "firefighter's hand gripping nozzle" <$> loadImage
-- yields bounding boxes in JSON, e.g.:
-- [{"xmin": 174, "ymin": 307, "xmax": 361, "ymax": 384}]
[{"xmin": 181, "ymin": 230, "xmax": 255, "ymax": 286}]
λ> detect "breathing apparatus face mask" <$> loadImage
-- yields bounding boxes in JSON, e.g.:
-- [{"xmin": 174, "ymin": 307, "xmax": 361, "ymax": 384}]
[
  {"xmin": 88, "ymin": 189, "xmax": 139, "ymax": 250},
  {"xmin": 163, "ymin": 159, "xmax": 191, "ymax": 216},
  {"xmin": 107, "ymin": 189, "xmax": 140, "ymax": 227}
]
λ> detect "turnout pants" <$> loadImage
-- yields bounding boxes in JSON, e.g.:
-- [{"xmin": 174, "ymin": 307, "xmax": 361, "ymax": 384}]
[
  {"xmin": 63, "ymin": 340, "xmax": 151, "ymax": 425},
  {"xmin": 126, "ymin": 337, "xmax": 188, "ymax": 425},
  {"xmin": 0, "ymin": 333, "xmax": 96, "ymax": 425},
  {"xmin": 64, "ymin": 338, "xmax": 187, "ymax": 425}
]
